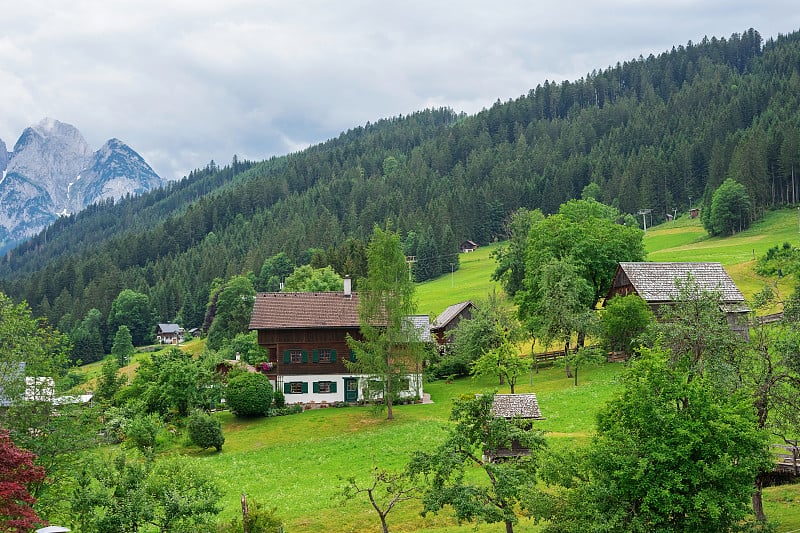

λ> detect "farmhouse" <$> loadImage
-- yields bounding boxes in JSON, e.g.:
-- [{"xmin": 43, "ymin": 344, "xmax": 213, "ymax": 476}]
[
  {"xmin": 431, "ymin": 300, "xmax": 476, "ymax": 345},
  {"xmin": 248, "ymin": 279, "xmax": 424, "ymax": 405},
  {"xmin": 156, "ymin": 323, "xmax": 184, "ymax": 344},
  {"xmin": 605, "ymin": 262, "xmax": 750, "ymax": 339},
  {"xmin": 460, "ymin": 240, "xmax": 479, "ymax": 253}
]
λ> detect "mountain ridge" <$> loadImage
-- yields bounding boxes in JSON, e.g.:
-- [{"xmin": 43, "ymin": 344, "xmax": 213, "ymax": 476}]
[{"xmin": 0, "ymin": 118, "xmax": 163, "ymax": 252}]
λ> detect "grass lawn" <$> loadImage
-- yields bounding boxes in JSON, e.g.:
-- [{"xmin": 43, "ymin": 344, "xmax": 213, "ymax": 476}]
[
  {"xmin": 187, "ymin": 364, "xmax": 626, "ymax": 533},
  {"xmin": 189, "ymin": 360, "xmax": 799, "ymax": 533}
]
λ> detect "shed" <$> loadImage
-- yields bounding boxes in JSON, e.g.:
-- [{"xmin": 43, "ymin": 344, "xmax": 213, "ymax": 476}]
[{"xmin": 485, "ymin": 393, "xmax": 545, "ymax": 461}]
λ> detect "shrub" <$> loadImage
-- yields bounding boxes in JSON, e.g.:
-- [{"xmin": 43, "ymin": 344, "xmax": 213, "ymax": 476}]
[
  {"xmin": 188, "ymin": 411, "xmax": 225, "ymax": 451},
  {"xmin": 225, "ymin": 372, "xmax": 273, "ymax": 417},
  {"xmin": 217, "ymin": 496, "xmax": 283, "ymax": 532},
  {"xmin": 124, "ymin": 413, "xmax": 161, "ymax": 455},
  {"xmin": 273, "ymin": 388, "xmax": 286, "ymax": 409}
]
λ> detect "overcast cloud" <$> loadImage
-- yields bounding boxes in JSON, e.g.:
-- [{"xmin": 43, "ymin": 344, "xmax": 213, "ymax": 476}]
[{"xmin": 2, "ymin": 1, "xmax": 799, "ymax": 180}]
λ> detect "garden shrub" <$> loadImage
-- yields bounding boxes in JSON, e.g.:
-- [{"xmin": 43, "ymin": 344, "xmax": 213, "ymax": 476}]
[
  {"xmin": 188, "ymin": 411, "xmax": 225, "ymax": 451},
  {"xmin": 225, "ymin": 372, "xmax": 273, "ymax": 417}
]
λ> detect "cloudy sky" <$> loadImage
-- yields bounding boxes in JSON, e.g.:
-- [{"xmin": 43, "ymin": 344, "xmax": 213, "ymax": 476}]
[{"xmin": 2, "ymin": 1, "xmax": 799, "ymax": 181}]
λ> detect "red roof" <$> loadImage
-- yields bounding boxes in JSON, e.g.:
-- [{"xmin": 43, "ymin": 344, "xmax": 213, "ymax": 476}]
[{"xmin": 249, "ymin": 292, "xmax": 361, "ymax": 329}]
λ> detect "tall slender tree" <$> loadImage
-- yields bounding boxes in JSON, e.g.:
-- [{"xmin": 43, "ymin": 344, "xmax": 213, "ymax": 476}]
[{"xmin": 347, "ymin": 225, "xmax": 419, "ymax": 420}]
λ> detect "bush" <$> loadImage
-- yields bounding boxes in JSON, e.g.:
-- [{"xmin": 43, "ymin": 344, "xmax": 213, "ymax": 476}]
[
  {"xmin": 124, "ymin": 413, "xmax": 161, "ymax": 454},
  {"xmin": 217, "ymin": 496, "xmax": 283, "ymax": 532},
  {"xmin": 188, "ymin": 411, "xmax": 225, "ymax": 451},
  {"xmin": 225, "ymin": 372, "xmax": 273, "ymax": 417},
  {"xmin": 273, "ymin": 388, "xmax": 286, "ymax": 409}
]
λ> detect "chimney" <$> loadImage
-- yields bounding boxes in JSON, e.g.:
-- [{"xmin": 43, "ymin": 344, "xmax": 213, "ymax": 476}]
[{"xmin": 344, "ymin": 276, "xmax": 352, "ymax": 297}]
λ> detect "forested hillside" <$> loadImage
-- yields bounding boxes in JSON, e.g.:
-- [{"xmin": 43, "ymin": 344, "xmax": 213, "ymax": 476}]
[{"xmin": 2, "ymin": 28, "xmax": 800, "ymax": 349}]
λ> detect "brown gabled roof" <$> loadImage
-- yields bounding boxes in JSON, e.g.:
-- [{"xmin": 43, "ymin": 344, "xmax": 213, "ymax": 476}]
[
  {"xmin": 249, "ymin": 292, "xmax": 361, "ymax": 329},
  {"xmin": 614, "ymin": 262, "xmax": 746, "ymax": 304},
  {"xmin": 491, "ymin": 393, "xmax": 545, "ymax": 420}
]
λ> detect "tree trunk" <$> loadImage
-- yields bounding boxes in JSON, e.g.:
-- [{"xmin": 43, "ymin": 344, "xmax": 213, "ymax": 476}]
[
  {"xmin": 752, "ymin": 475, "xmax": 766, "ymax": 522},
  {"xmin": 380, "ymin": 514, "xmax": 390, "ymax": 533},
  {"xmin": 505, "ymin": 519, "xmax": 514, "ymax": 533},
  {"xmin": 564, "ymin": 342, "xmax": 572, "ymax": 379},
  {"xmin": 574, "ymin": 365, "xmax": 578, "ymax": 386},
  {"xmin": 387, "ymin": 396, "xmax": 394, "ymax": 420}
]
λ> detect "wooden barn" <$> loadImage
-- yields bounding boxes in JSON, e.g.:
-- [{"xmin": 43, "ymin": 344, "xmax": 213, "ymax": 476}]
[
  {"xmin": 431, "ymin": 301, "xmax": 476, "ymax": 345},
  {"xmin": 605, "ymin": 262, "xmax": 750, "ymax": 339}
]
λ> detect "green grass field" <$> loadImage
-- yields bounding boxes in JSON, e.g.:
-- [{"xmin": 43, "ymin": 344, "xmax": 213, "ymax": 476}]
[{"xmin": 106, "ymin": 208, "xmax": 800, "ymax": 532}]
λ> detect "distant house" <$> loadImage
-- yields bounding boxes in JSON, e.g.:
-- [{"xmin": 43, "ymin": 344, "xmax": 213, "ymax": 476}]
[
  {"xmin": 431, "ymin": 301, "xmax": 476, "ymax": 345},
  {"xmin": 156, "ymin": 323, "xmax": 184, "ymax": 344},
  {"xmin": 485, "ymin": 393, "xmax": 545, "ymax": 461},
  {"xmin": 605, "ymin": 262, "xmax": 749, "ymax": 339},
  {"xmin": 460, "ymin": 240, "xmax": 479, "ymax": 253},
  {"xmin": 2, "ymin": 363, "xmax": 91, "ymax": 408},
  {"xmin": 248, "ymin": 278, "xmax": 424, "ymax": 406}
]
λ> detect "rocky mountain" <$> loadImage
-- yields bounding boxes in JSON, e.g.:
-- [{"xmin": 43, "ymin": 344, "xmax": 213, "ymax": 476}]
[{"xmin": 0, "ymin": 118, "xmax": 163, "ymax": 252}]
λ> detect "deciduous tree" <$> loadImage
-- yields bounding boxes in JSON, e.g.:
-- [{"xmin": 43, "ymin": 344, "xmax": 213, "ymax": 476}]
[
  {"xmin": 0, "ymin": 430, "xmax": 46, "ymax": 532},
  {"xmin": 206, "ymin": 275, "xmax": 256, "ymax": 350},
  {"xmin": 107, "ymin": 289, "xmax": 155, "ymax": 347},
  {"xmin": 408, "ymin": 392, "xmax": 546, "ymax": 533},
  {"xmin": 338, "ymin": 465, "xmax": 421, "ymax": 533},
  {"xmin": 535, "ymin": 348, "xmax": 770, "ymax": 532},
  {"xmin": 347, "ymin": 225, "xmax": 420, "ymax": 420},
  {"xmin": 470, "ymin": 323, "xmax": 529, "ymax": 393}
]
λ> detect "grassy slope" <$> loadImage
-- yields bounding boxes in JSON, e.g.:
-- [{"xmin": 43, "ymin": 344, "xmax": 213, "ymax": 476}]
[
  {"xmin": 122, "ymin": 209, "xmax": 800, "ymax": 531},
  {"xmin": 645, "ymin": 210, "xmax": 799, "ymax": 306}
]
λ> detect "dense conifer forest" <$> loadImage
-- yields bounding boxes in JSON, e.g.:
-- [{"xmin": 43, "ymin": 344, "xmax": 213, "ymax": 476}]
[{"xmin": 2, "ymin": 28, "xmax": 800, "ymax": 351}]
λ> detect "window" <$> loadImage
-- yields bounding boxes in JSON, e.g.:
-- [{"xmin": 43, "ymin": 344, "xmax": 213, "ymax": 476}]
[
  {"xmin": 312, "ymin": 348, "xmax": 337, "ymax": 363},
  {"xmin": 290, "ymin": 350, "xmax": 303, "ymax": 364},
  {"xmin": 284, "ymin": 381, "xmax": 308, "ymax": 394},
  {"xmin": 313, "ymin": 381, "xmax": 337, "ymax": 394},
  {"xmin": 283, "ymin": 349, "xmax": 308, "ymax": 364}
]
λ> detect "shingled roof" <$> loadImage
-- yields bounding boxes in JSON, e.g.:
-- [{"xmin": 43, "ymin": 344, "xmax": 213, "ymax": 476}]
[
  {"xmin": 613, "ymin": 262, "xmax": 746, "ymax": 304},
  {"xmin": 432, "ymin": 301, "xmax": 475, "ymax": 330},
  {"xmin": 249, "ymin": 292, "xmax": 361, "ymax": 329},
  {"xmin": 491, "ymin": 393, "xmax": 545, "ymax": 420}
]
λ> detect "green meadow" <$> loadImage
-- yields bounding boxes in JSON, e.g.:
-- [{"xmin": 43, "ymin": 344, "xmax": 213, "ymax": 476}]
[{"xmin": 105, "ymin": 208, "xmax": 800, "ymax": 532}]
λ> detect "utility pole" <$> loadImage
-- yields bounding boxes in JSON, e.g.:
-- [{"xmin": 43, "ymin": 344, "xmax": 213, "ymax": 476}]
[
  {"xmin": 405, "ymin": 256, "xmax": 416, "ymax": 282},
  {"xmin": 637, "ymin": 209, "xmax": 652, "ymax": 234}
]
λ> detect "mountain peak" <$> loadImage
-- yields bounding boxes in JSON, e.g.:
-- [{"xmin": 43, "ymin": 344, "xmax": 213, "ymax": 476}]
[{"xmin": 0, "ymin": 119, "xmax": 163, "ymax": 252}]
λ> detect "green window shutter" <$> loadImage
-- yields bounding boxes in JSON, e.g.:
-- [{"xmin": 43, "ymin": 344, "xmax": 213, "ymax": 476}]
[
  {"xmin": 349, "ymin": 350, "xmax": 356, "ymax": 362},
  {"xmin": 284, "ymin": 383, "xmax": 291, "ymax": 394},
  {"xmin": 330, "ymin": 381, "xmax": 337, "ymax": 393},
  {"xmin": 283, "ymin": 350, "xmax": 290, "ymax": 364},
  {"xmin": 301, "ymin": 382, "xmax": 308, "ymax": 394},
  {"xmin": 313, "ymin": 382, "xmax": 320, "ymax": 393},
  {"xmin": 301, "ymin": 350, "xmax": 309, "ymax": 363},
  {"xmin": 312, "ymin": 350, "xmax": 319, "ymax": 363},
  {"xmin": 331, "ymin": 349, "xmax": 337, "ymax": 362}
]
